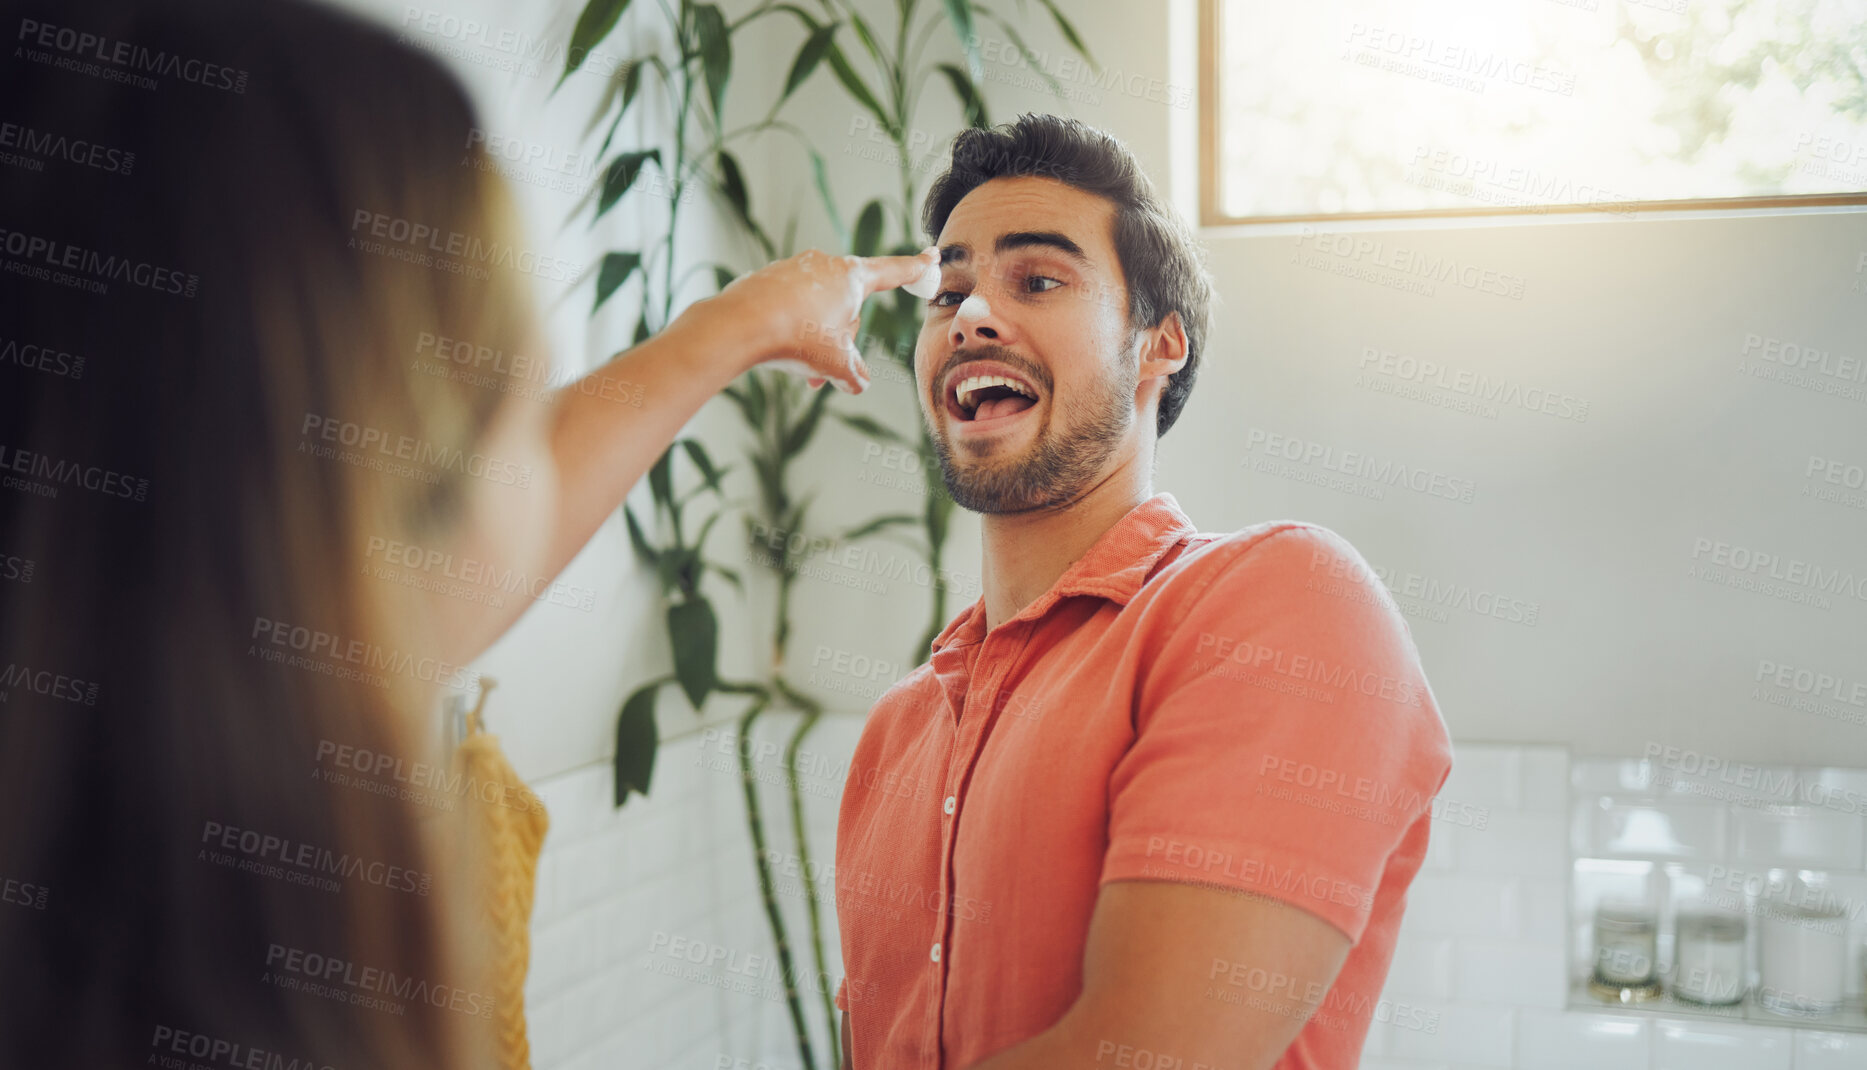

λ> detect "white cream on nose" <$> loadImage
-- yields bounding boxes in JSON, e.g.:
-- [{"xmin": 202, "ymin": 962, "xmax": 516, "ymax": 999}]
[{"xmin": 956, "ymin": 294, "xmax": 991, "ymax": 321}]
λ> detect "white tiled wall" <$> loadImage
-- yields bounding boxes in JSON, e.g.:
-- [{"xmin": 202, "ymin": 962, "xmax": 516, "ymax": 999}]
[
  {"xmin": 518, "ymin": 737, "xmax": 1867, "ymax": 1070},
  {"xmin": 523, "ymin": 712, "xmax": 861, "ymax": 1070},
  {"xmin": 1364, "ymin": 744, "xmax": 1867, "ymax": 1070}
]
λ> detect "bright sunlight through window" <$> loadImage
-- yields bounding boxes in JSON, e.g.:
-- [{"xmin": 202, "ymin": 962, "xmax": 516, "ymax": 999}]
[{"xmin": 1202, "ymin": 0, "xmax": 1867, "ymax": 222}]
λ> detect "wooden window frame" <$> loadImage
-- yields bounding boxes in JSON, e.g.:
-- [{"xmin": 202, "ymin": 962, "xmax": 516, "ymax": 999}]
[{"xmin": 1197, "ymin": 0, "xmax": 1867, "ymax": 227}]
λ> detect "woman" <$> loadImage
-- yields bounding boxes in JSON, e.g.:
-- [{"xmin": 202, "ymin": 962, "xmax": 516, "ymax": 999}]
[{"xmin": 0, "ymin": 0, "xmax": 932, "ymax": 1065}]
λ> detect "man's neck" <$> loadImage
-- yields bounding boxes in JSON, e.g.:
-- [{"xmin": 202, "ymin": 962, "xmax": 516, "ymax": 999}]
[{"xmin": 978, "ymin": 454, "xmax": 1154, "ymax": 633}]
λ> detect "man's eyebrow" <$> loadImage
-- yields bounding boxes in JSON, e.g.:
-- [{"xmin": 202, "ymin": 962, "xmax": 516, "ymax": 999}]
[
  {"xmin": 996, "ymin": 230, "xmax": 1090, "ymax": 264},
  {"xmin": 938, "ymin": 232, "xmax": 1092, "ymax": 266}
]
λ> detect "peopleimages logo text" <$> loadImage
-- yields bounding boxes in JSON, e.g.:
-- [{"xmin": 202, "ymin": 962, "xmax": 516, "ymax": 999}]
[{"xmin": 15, "ymin": 18, "xmax": 250, "ymax": 92}]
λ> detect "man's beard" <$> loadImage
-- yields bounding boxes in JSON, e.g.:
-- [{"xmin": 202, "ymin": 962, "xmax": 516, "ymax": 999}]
[{"xmin": 926, "ymin": 344, "xmax": 1138, "ymax": 515}]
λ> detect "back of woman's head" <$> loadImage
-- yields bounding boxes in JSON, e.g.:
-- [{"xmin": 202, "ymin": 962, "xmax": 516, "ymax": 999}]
[{"xmin": 0, "ymin": 0, "xmax": 536, "ymax": 1064}]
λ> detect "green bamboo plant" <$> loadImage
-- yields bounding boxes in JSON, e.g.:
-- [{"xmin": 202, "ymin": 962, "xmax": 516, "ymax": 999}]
[
  {"xmin": 560, "ymin": 5, "xmax": 844, "ymax": 1065},
  {"xmin": 556, "ymin": 1, "xmax": 1091, "ymax": 1067}
]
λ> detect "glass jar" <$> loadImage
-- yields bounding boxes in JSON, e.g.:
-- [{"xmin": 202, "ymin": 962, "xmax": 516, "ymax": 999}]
[
  {"xmin": 1757, "ymin": 899, "xmax": 1848, "ymax": 1016},
  {"xmin": 1672, "ymin": 909, "xmax": 1746, "ymax": 1005},
  {"xmin": 1590, "ymin": 900, "xmax": 1661, "ymax": 1002}
]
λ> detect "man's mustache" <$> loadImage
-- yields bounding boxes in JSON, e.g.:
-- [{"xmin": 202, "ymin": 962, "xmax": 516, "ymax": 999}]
[{"xmin": 936, "ymin": 345, "xmax": 1053, "ymax": 396}]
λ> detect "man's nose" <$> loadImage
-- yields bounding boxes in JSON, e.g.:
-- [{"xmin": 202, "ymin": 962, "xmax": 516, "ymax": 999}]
[{"xmin": 949, "ymin": 294, "xmax": 1004, "ymax": 348}]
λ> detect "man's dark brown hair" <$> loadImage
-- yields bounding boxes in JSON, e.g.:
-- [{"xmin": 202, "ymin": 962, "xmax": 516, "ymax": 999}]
[{"xmin": 922, "ymin": 113, "xmax": 1214, "ymax": 437}]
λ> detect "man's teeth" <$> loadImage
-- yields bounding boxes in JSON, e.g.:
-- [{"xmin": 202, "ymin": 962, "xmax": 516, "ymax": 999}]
[{"xmin": 954, "ymin": 374, "xmax": 1036, "ymax": 412}]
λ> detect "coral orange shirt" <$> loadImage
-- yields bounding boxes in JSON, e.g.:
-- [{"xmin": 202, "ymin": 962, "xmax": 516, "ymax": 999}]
[{"xmin": 832, "ymin": 492, "xmax": 1453, "ymax": 1070}]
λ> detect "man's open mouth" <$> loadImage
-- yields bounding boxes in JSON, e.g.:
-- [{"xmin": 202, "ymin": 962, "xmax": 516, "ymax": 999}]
[{"xmin": 944, "ymin": 367, "xmax": 1042, "ymax": 427}]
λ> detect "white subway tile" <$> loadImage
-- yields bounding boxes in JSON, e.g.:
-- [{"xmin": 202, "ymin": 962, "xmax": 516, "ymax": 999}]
[
  {"xmin": 1515, "ymin": 1009, "xmax": 1649, "ymax": 1070},
  {"xmin": 1402, "ymin": 875, "xmax": 1521, "ymax": 939},
  {"xmin": 1651, "ymin": 1017, "xmax": 1792, "ymax": 1070},
  {"xmin": 1732, "ymin": 807, "xmax": 1865, "ymax": 870},
  {"xmin": 1520, "ymin": 879, "xmax": 1570, "ymax": 946},
  {"xmin": 1384, "ymin": 936, "xmax": 1454, "ymax": 999},
  {"xmin": 1642, "ymin": 750, "xmax": 1802, "ymax": 811},
  {"xmin": 1794, "ymin": 1030, "xmax": 1867, "ymax": 1070},
  {"xmin": 1800, "ymin": 768, "xmax": 1867, "ymax": 811},
  {"xmin": 1582, "ymin": 799, "xmax": 1727, "ymax": 860},
  {"xmin": 531, "ymin": 849, "xmax": 562, "ymax": 926},
  {"xmin": 1444, "ymin": 746, "xmax": 1522, "ymax": 811},
  {"xmin": 1573, "ymin": 758, "xmax": 1657, "ymax": 798},
  {"xmin": 1381, "ymin": 1003, "xmax": 1511, "ymax": 1065},
  {"xmin": 532, "ymin": 762, "xmax": 618, "ymax": 844},
  {"xmin": 1454, "ymin": 813, "xmax": 1569, "ymax": 877},
  {"xmin": 1519, "ymin": 747, "xmax": 1571, "ymax": 815},
  {"xmin": 1422, "ymin": 819, "xmax": 1458, "ymax": 872},
  {"xmin": 1453, "ymin": 941, "xmax": 1568, "ymax": 1008}
]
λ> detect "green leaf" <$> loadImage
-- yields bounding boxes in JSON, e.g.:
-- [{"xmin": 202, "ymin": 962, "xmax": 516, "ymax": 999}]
[
  {"xmin": 783, "ymin": 21, "xmax": 841, "ymax": 101},
  {"xmin": 693, "ymin": 509, "xmax": 723, "ymax": 554},
  {"xmin": 783, "ymin": 380, "xmax": 833, "ymax": 454},
  {"xmin": 834, "ymin": 411, "xmax": 911, "ymax": 445},
  {"xmin": 807, "ymin": 148, "xmax": 846, "ymax": 248},
  {"xmin": 970, "ymin": 8, "xmax": 1058, "ymax": 95},
  {"xmin": 1035, "ymin": 0, "xmax": 1096, "ymax": 70},
  {"xmin": 721, "ymin": 383, "xmax": 759, "ymax": 426},
  {"xmin": 596, "ymin": 60, "xmax": 647, "ymax": 158},
  {"xmin": 713, "ymin": 265, "xmax": 737, "ymax": 292},
  {"xmin": 622, "ymin": 503, "xmax": 660, "ymax": 565},
  {"xmin": 852, "ymin": 199, "xmax": 885, "ymax": 257},
  {"xmin": 594, "ymin": 251, "xmax": 643, "ymax": 313},
  {"xmin": 562, "ymin": 0, "xmax": 635, "ymax": 87},
  {"xmin": 709, "ymin": 563, "xmax": 745, "ymax": 594},
  {"xmin": 824, "ymin": 40, "xmax": 892, "ymax": 137},
  {"xmin": 785, "ymin": 495, "xmax": 815, "ymax": 542},
  {"xmin": 668, "ymin": 598, "xmax": 719, "ymax": 709},
  {"xmin": 936, "ymin": 63, "xmax": 988, "ymax": 128},
  {"xmin": 751, "ymin": 452, "xmax": 782, "ymax": 509},
  {"xmin": 597, "ymin": 149, "xmax": 660, "ymax": 219},
  {"xmin": 717, "ymin": 150, "xmax": 751, "ymax": 226},
  {"xmin": 847, "ymin": 10, "xmax": 888, "ymax": 71},
  {"xmin": 926, "ymin": 476, "xmax": 954, "ymax": 550},
  {"xmin": 648, "ymin": 446, "xmax": 673, "ymax": 506},
  {"xmin": 743, "ymin": 369, "xmax": 770, "ymax": 428},
  {"xmin": 941, "ymin": 0, "xmax": 983, "ymax": 79},
  {"xmin": 656, "ymin": 545, "xmax": 690, "ymax": 595},
  {"xmin": 633, "ymin": 316, "xmax": 653, "ymax": 344},
  {"xmin": 693, "ymin": 4, "xmax": 732, "ymax": 122},
  {"xmin": 612, "ymin": 682, "xmax": 659, "ymax": 806},
  {"xmin": 681, "ymin": 438, "xmax": 724, "ymax": 493},
  {"xmin": 843, "ymin": 513, "xmax": 920, "ymax": 541}
]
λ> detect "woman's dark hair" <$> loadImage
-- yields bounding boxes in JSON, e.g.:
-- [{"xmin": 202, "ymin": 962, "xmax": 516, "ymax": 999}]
[
  {"xmin": 0, "ymin": 0, "xmax": 535, "ymax": 1065},
  {"xmin": 921, "ymin": 113, "xmax": 1214, "ymax": 437}
]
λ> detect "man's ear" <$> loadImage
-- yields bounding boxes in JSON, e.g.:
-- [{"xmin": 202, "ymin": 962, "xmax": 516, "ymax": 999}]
[{"xmin": 1138, "ymin": 310, "xmax": 1189, "ymax": 382}]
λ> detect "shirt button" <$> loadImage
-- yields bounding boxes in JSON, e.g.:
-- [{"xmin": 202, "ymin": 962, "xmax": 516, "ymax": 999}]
[
  {"xmin": 930, "ymin": 943, "xmax": 942, "ymax": 963},
  {"xmin": 943, "ymin": 795, "xmax": 956, "ymax": 815}
]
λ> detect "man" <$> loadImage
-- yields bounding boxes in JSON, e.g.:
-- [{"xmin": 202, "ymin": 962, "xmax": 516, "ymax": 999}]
[{"xmin": 832, "ymin": 114, "xmax": 1452, "ymax": 1070}]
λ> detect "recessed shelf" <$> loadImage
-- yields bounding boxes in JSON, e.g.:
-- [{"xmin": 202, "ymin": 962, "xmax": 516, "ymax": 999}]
[{"xmin": 1566, "ymin": 979, "xmax": 1867, "ymax": 1034}]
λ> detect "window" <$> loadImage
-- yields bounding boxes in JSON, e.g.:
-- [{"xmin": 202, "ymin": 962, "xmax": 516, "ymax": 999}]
[{"xmin": 1200, "ymin": 0, "xmax": 1867, "ymax": 223}]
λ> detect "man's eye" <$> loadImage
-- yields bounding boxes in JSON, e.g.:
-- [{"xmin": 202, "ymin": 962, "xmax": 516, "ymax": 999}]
[
  {"xmin": 1026, "ymin": 275, "xmax": 1062, "ymax": 293},
  {"xmin": 931, "ymin": 290, "xmax": 966, "ymax": 307}
]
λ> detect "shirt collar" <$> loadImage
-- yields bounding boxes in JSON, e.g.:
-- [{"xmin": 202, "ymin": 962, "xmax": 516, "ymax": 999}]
[{"xmin": 928, "ymin": 491, "xmax": 1197, "ymax": 655}]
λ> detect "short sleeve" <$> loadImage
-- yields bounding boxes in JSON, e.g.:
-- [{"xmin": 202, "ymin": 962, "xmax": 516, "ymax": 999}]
[{"xmin": 1100, "ymin": 525, "xmax": 1453, "ymax": 944}]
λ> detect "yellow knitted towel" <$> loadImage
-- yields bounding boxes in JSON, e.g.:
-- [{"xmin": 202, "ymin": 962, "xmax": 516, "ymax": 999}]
[{"xmin": 455, "ymin": 725, "xmax": 549, "ymax": 1070}]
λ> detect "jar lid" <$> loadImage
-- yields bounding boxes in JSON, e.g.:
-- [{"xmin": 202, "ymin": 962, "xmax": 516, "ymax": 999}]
[
  {"xmin": 1596, "ymin": 903, "xmax": 1657, "ymax": 930},
  {"xmin": 1677, "ymin": 910, "xmax": 1746, "ymax": 939}
]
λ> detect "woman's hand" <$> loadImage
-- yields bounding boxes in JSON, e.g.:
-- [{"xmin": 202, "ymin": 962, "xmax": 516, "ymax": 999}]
[{"xmin": 679, "ymin": 247, "xmax": 941, "ymax": 394}]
